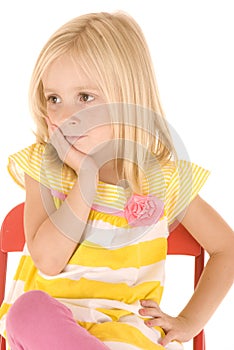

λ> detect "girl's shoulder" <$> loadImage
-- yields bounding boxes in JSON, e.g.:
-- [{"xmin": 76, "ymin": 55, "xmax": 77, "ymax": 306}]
[
  {"xmin": 8, "ymin": 142, "xmax": 46, "ymax": 165},
  {"xmin": 7, "ymin": 143, "xmax": 46, "ymax": 189},
  {"xmin": 146, "ymin": 158, "xmax": 210, "ymax": 184},
  {"xmin": 7, "ymin": 142, "xmax": 75, "ymax": 193},
  {"xmin": 145, "ymin": 158, "xmax": 211, "ymax": 225}
]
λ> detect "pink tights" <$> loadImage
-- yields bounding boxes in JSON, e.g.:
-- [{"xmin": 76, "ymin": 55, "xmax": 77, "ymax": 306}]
[{"xmin": 6, "ymin": 290, "xmax": 109, "ymax": 350}]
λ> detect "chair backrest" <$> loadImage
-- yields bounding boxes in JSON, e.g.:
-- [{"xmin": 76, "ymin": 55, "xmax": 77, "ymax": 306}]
[
  {"xmin": 168, "ymin": 222, "xmax": 205, "ymax": 349},
  {"xmin": 0, "ymin": 203, "xmax": 205, "ymax": 350}
]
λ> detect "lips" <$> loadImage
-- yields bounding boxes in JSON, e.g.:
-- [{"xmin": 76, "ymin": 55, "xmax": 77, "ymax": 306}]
[{"xmin": 65, "ymin": 135, "xmax": 86, "ymax": 144}]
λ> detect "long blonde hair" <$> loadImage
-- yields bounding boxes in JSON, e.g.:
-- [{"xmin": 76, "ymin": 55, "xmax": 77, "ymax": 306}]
[{"xmin": 29, "ymin": 11, "xmax": 177, "ymax": 194}]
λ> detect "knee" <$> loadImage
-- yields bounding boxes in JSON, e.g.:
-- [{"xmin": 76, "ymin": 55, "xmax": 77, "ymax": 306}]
[{"xmin": 6, "ymin": 290, "xmax": 50, "ymax": 337}]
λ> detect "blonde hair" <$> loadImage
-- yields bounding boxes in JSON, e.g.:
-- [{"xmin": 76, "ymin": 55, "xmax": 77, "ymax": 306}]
[{"xmin": 29, "ymin": 11, "xmax": 177, "ymax": 194}]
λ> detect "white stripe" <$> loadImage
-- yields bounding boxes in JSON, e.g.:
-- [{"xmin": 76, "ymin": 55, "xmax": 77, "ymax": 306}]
[
  {"xmin": 165, "ymin": 342, "xmax": 184, "ymax": 350},
  {"xmin": 82, "ymin": 217, "xmax": 169, "ymax": 249},
  {"xmin": 0, "ymin": 314, "xmax": 6, "ymax": 337},
  {"xmin": 118, "ymin": 314, "xmax": 162, "ymax": 344},
  {"xmin": 58, "ymin": 298, "xmax": 143, "ymax": 319},
  {"xmin": 137, "ymin": 260, "xmax": 165, "ymax": 285},
  {"xmin": 59, "ymin": 301, "xmax": 112, "ymax": 323},
  {"xmin": 39, "ymin": 260, "xmax": 165, "ymax": 286},
  {"xmin": 4, "ymin": 280, "xmax": 25, "ymax": 304},
  {"xmin": 114, "ymin": 315, "xmax": 183, "ymax": 350},
  {"xmin": 103, "ymin": 342, "xmax": 142, "ymax": 350}
]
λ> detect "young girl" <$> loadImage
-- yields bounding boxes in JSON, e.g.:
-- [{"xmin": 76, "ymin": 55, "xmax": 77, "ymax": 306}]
[{"xmin": 0, "ymin": 11, "xmax": 233, "ymax": 350}]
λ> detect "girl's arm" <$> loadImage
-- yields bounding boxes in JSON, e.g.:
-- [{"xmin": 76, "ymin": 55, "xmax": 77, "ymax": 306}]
[
  {"xmin": 24, "ymin": 119, "xmax": 100, "ymax": 276},
  {"xmin": 139, "ymin": 195, "xmax": 234, "ymax": 346},
  {"xmin": 176, "ymin": 195, "xmax": 234, "ymax": 334},
  {"xmin": 24, "ymin": 165, "xmax": 98, "ymax": 276}
]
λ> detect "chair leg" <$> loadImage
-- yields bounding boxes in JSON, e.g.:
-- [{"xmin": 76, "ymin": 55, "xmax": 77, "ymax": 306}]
[
  {"xmin": 193, "ymin": 329, "xmax": 205, "ymax": 350},
  {"xmin": 0, "ymin": 250, "xmax": 7, "ymax": 305},
  {"xmin": 0, "ymin": 250, "xmax": 7, "ymax": 350},
  {"xmin": 0, "ymin": 336, "xmax": 6, "ymax": 350}
]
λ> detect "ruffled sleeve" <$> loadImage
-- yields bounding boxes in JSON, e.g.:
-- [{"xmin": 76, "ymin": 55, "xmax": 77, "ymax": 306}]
[
  {"xmin": 7, "ymin": 143, "xmax": 48, "ymax": 189},
  {"xmin": 7, "ymin": 143, "xmax": 76, "ymax": 196},
  {"xmin": 163, "ymin": 160, "xmax": 211, "ymax": 225}
]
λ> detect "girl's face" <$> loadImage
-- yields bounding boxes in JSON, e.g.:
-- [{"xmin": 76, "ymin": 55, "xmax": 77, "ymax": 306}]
[{"xmin": 42, "ymin": 54, "xmax": 113, "ymax": 155}]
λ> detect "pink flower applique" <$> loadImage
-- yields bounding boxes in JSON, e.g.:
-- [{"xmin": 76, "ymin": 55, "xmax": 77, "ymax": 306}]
[{"xmin": 124, "ymin": 194, "xmax": 164, "ymax": 227}]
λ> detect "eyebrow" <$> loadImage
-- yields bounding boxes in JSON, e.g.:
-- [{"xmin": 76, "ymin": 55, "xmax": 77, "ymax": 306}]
[{"xmin": 43, "ymin": 86, "xmax": 100, "ymax": 94}]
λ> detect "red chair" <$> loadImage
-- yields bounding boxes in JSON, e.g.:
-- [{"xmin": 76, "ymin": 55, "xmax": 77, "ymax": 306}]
[
  {"xmin": 0, "ymin": 203, "xmax": 205, "ymax": 350},
  {"xmin": 168, "ymin": 222, "xmax": 205, "ymax": 349}
]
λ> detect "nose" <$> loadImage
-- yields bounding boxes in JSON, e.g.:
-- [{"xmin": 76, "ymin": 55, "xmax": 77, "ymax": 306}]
[
  {"xmin": 67, "ymin": 116, "xmax": 80, "ymax": 126},
  {"xmin": 54, "ymin": 104, "xmax": 83, "ymax": 125},
  {"xmin": 59, "ymin": 115, "xmax": 82, "ymax": 136},
  {"xmin": 53, "ymin": 107, "xmax": 81, "ymax": 127}
]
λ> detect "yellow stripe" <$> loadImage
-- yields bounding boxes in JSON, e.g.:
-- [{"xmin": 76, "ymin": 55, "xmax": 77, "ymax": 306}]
[
  {"xmin": 12, "ymin": 239, "xmax": 166, "ymax": 285},
  {"xmin": 70, "ymin": 238, "xmax": 167, "ymax": 268},
  {"xmin": 13, "ymin": 255, "xmax": 38, "ymax": 291},
  {"xmin": 0, "ymin": 303, "xmax": 11, "ymax": 319},
  {"xmin": 95, "ymin": 308, "xmax": 133, "ymax": 321},
  {"xmin": 165, "ymin": 161, "xmax": 210, "ymax": 224},
  {"xmin": 77, "ymin": 321, "xmax": 164, "ymax": 349},
  {"xmin": 88, "ymin": 209, "xmax": 129, "ymax": 227},
  {"xmin": 7, "ymin": 160, "xmax": 25, "ymax": 189},
  {"xmin": 8, "ymin": 143, "xmax": 76, "ymax": 193},
  {"xmin": 35, "ymin": 276, "xmax": 164, "ymax": 304}
]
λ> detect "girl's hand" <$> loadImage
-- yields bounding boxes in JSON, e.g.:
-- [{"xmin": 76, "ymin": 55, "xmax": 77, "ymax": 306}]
[
  {"xmin": 139, "ymin": 299, "xmax": 195, "ymax": 347},
  {"xmin": 45, "ymin": 117, "xmax": 98, "ymax": 175}
]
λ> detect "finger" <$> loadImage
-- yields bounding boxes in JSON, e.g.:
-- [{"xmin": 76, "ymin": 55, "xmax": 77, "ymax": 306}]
[
  {"xmin": 45, "ymin": 117, "xmax": 57, "ymax": 139},
  {"xmin": 44, "ymin": 117, "xmax": 51, "ymax": 138},
  {"xmin": 139, "ymin": 307, "xmax": 162, "ymax": 318},
  {"xmin": 144, "ymin": 317, "xmax": 164, "ymax": 328},
  {"xmin": 159, "ymin": 330, "xmax": 177, "ymax": 347},
  {"xmin": 140, "ymin": 299, "xmax": 160, "ymax": 309},
  {"xmin": 45, "ymin": 116, "xmax": 57, "ymax": 127},
  {"xmin": 49, "ymin": 125, "xmax": 57, "ymax": 139},
  {"xmin": 45, "ymin": 116, "xmax": 50, "ymax": 126},
  {"xmin": 50, "ymin": 128, "xmax": 71, "ymax": 162}
]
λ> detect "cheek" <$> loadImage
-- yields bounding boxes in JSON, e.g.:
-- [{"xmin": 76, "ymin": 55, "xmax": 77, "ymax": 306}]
[
  {"xmin": 46, "ymin": 105, "xmax": 67, "ymax": 126},
  {"xmin": 102, "ymin": 125, "xmax": 114, "ymax": 140},
  {"xmin": 90, "ymin": 126, "xmax": 113, "ymax": 142},
  {"xmin": 46, "ymin": 110, "xmax": 58, "ymax": 124}
]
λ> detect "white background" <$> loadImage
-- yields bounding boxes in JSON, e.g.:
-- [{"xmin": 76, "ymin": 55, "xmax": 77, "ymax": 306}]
[{"xmin": 0, "ymin": 1, "xmax": 233, "ymax": 349}]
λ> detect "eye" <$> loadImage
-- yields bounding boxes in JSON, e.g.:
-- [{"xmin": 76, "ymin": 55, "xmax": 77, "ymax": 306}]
[
  {"xmin": 79, "ymin": 93, "xmax": 95, "ymax": 103},
  {"xmin": 47, "ymin": 95, "xmax": 62, "ymax": 104}
]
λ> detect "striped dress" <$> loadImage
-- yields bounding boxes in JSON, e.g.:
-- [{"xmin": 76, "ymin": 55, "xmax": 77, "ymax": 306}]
[{"xmin": 0, "ymin": 143, "xmax": 210, "ymax": 349}]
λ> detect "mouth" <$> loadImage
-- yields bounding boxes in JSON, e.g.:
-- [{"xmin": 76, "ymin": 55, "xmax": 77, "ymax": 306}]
[{"xmin": 65, "ymin": 135, "xmax": 87, "ymax": 144}]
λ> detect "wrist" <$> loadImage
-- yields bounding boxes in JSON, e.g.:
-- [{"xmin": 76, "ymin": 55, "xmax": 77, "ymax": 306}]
[
  {"xmin": 78, "ymin": 166, "xmax": 99, "ymax": 185},
  {"xmin": 74, "ymin": 156, "xmax": 98, "ymax": 175},
  {"xmin": 176, "ymin": 313, "xmax": 202, "ymax": 339},
  {"xmin": 78, "ymin": 167, "xmax": 99, "ymax": 206}
]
